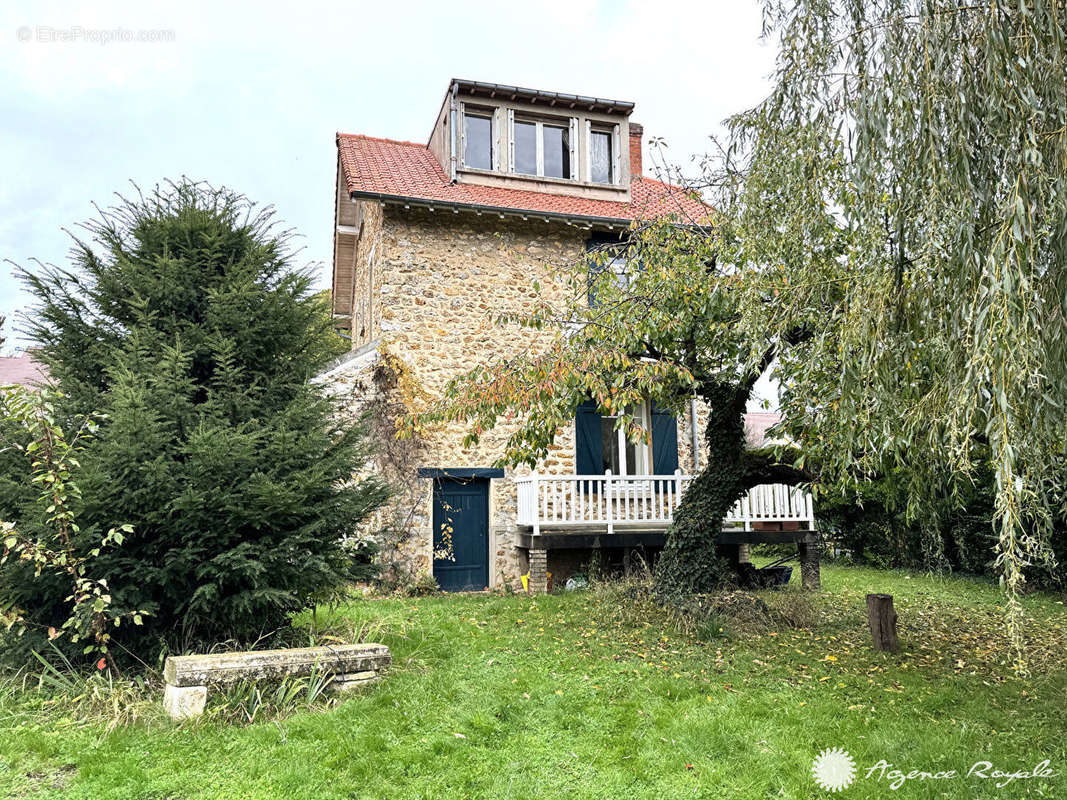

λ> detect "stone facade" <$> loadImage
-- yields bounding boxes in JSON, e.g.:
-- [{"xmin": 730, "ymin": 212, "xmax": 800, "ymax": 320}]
[{"xmin": 325, "ymin": 204, "xmax": 705, "ymax": 590}]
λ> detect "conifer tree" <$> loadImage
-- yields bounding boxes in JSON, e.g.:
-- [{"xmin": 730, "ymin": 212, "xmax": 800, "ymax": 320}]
[{"xmin": 3, "ymin": 180, "xmax": 387, "ymax": 654}]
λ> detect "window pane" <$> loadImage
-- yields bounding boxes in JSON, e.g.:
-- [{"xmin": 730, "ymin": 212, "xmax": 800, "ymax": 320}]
[
  {"xmin": 543, "ymin": 124, "xmax": 570, "ymax": 179},
  {"xmin": 591, "ymin": 130, "xmax": 613, "ymax": 184},
  {"xmin": 514, "ymin": 121, "xmax": 537, "ymax": 175},
  {"xmin": 464, "ymin": 114, "xmax": 492, "ymax": 170},
  {"xmin": 631, "ymin": 403, "xmax": 647, "ymax": 475},
  {"xmin": 600, "ymin": 417, "xmax": 620, "ymax": 473},
  {"xmin": 610, "ymin": 254, "xmax": 629, "ymax": 289},
  {"xmin": 625, "ymin": 438, "xmax": 638, "ymax": 475}
]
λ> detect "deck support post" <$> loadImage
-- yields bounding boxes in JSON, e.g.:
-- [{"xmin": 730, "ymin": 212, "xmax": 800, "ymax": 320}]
[
  {"xmin": 528, "ymin": 548, "xmax": 548, "ymax": 594},
  {"xmin": 737, "ymin": 543, "xmax": 751, "ymax": 564},
  {"xmin": 798, "ymin": 539, "xmax": 821, "ymax": 591}
]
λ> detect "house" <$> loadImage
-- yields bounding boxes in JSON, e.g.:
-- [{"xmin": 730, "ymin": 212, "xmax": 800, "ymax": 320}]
[{"xmin": 324, "ymin": 78, "xmax": 815, "ymax": 593}]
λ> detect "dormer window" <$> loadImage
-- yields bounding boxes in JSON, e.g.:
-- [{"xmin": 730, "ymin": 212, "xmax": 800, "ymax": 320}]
[
  {"xmin": 514, "ymin": 120, "xmax": 570, "ymax": 179},
  {"xmin": 542, "ymin": 124, "xmax": 571, "ymax": 179},
  {"xmin": 507, "ymin": 111, "xmax": 578, "ymax": 180},
  {"xmin": 589, "ymin": 127, "xmax": 616, "ymax": 184},
  {"xmin": 513, "ymin": 120, "xmax": 537, "ymax": 175},
  {"xmin": 451, "ymin": 87, "xmax": 628, "ymax": 189},
  {"xmin": 463, "ymin": 110, "xmax": 494, "ymax": 170}
]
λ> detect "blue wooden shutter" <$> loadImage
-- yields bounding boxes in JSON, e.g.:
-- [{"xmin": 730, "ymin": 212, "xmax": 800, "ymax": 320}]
[
  {"xmin": 651, "ymin": 404, "xmax": 678, "ymax": 475},
  {"xmin": 575, "ymin": 400, "xmax": 601, "ymax": 475}
]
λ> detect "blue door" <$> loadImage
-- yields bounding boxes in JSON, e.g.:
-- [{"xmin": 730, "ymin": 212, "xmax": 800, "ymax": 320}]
[{"xmin": 432, "ymin": 478, "xmax": 489, "ymax": 591}]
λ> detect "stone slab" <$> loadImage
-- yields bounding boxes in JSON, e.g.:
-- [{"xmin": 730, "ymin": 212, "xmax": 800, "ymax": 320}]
[
  {"xmin": 164, "ymin": 644, "xmax": 391, "ymax": 687},
  {"xmin": 163, "ymin": 684, "xmax": 207, "ymax": 720},
  {"xmin": 330, "ymin": 671, "xmax": 381, "ymax": 692}
]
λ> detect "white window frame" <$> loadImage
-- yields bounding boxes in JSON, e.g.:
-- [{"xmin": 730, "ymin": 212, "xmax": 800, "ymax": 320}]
[
  {"xmin": 508, "ymin": 111, "xmax": 577, "ymax": 180},
  {"xmin": 603, "ymin": 403, "xmax": 651, "ymax": 476},
  {"xmin": 586, "ymin": 122, "xmax": 621, "ymax": 185},
  {"xmin": 460, "ymin": 104, "xmax": 496, "ymax": 171}
]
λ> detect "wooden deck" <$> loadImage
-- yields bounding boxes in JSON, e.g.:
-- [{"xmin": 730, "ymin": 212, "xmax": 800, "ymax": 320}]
[
  {"xmin": 514, "ymin": 475, "xmax": 822, "ymax": 594},
  {"xmin": 515, "ymin": 528, "xmax": 817, "ymax": 550},
  {"xmin": 515, "ymin": 472, "xmax": 815, "ymax": 535}
]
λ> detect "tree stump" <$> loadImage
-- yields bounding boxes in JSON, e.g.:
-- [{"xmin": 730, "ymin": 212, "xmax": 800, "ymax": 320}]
[{"xmin": 866, "ymin": 593, "xmax": 899, "ymax": 651}]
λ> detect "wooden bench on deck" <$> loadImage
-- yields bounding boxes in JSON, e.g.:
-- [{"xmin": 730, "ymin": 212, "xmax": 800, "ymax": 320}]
[{"xmin": 162, "ymin": 643, "xmax": 391, "ymax": 720}]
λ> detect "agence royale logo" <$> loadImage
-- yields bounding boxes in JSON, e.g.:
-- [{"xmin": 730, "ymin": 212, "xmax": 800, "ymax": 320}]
[{"xmin": 812, "ymin": 748, "xmax": 1056, "ymax": 792}]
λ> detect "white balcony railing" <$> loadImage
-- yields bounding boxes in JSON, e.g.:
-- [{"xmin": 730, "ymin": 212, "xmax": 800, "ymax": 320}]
[{"xmin": 515, "ymin": 471, "xmax": 814, "ymax": 535}]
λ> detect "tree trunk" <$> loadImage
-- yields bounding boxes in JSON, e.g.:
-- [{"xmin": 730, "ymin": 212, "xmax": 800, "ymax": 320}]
[
  {"xmin": 866, "ymin": 593, "xmax": 899, "ymax": 651},
  {"xmin": 654, "ymin": 382, "xmax": 748, "ymax": 598},
  {"xmin": 653, "ymin": 373, "xmax": 815, "ymax": 600}
]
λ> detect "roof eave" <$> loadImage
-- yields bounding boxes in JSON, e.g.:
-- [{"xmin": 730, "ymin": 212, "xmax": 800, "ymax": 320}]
[
  {"xmin": 451, "ymin": 78, "xmax": 635, "ymax": 115},
  {"xmin": 348, "ymin": 189, "xmax": 634, "ymax": 230}
]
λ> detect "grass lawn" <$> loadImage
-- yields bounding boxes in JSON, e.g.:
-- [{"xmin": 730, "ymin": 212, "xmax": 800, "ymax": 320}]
[{"xmin": 1, "ymin": 564, "xmax": 1065, "ymax": 799}]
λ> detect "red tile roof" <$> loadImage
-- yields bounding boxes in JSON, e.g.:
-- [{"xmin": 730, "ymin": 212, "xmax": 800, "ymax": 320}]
[
  {"xmin": 0, "ymin": 355, "xmax": 49, "ymax": 388},
  {"xmin": 336, "ymin": 134, "xmax": 711, "ymax": 225}
]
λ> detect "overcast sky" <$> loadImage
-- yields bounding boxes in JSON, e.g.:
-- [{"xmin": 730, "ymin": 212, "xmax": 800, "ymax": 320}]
[{"xmin": 0, "ymin": 0, "xmax": 777, "ymax": 356}]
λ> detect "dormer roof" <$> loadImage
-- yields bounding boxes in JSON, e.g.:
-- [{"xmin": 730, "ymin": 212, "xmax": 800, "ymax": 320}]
[{"xmin": 451, "ymin": 79, "xmax": 635, "ymax": 116}]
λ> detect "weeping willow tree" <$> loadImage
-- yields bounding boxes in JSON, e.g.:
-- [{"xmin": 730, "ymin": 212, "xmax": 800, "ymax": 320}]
[{"xmin": 715, "ymin": 0, "xmax": 1067, "ymax": 649}]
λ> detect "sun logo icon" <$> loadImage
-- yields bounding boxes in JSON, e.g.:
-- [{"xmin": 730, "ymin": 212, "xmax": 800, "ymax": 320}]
[{"xmin": 811, "ymin": 747, "xmax": 856, "ymax": 792}]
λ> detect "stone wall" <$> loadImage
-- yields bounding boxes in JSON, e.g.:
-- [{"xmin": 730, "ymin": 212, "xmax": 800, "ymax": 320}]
[{"xmin": 327, "ymin": 203, "xmax": 705, "ymax": 589}]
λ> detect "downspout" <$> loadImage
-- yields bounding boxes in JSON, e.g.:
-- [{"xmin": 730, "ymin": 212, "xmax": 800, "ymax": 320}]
[
  {"xmin": 690, "ymin": 396, "xmax": 700, "ymax": 472},
  {"xmin": 449, "ymin": 83, "xmax": 458, "ymax": 182}
]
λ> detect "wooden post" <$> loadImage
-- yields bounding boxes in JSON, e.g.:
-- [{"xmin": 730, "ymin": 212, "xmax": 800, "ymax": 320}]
[{"xmin": 866, "ymin": 593, "xmax": 899, "ymax": 651}]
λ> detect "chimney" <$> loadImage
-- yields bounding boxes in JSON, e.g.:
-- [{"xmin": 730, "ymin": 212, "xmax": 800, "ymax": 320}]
[{"xmin": 628, "ymin": 122, "xmax": 644, "ymax": 178}]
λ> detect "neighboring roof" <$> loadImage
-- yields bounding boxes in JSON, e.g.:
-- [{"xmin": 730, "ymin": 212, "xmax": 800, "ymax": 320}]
[
  {"xmin": 452, "ymin": 78, "xmax": 634, "ymax": 115},
  {"xmin": 313, "ymin": 338, "xmax": 381, "ymax": 387},
  {"xmin": 336, "ymin": 134, "xmax": 712, "ymax": 226},
  {"xmin": 745, "ymin": 412, "xmax": 784, "ymax": 448},
  {"xmin": 0, "ymin": 355, "xmax": 48, "ymax": 388}
]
